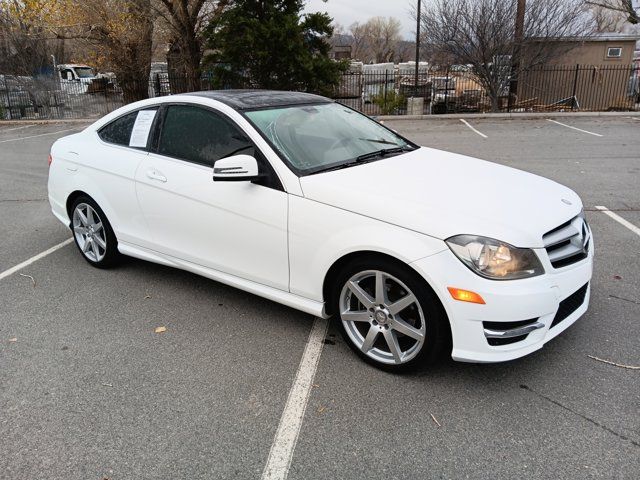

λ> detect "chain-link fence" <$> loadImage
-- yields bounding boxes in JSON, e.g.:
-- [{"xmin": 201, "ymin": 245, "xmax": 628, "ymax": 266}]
[{"xmin": 1, "ymin": 65, "xmax": 638, "ymax": 120}]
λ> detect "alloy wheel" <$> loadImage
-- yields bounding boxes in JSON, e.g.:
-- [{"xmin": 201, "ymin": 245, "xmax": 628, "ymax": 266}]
[
  {"xmin": 339, "ymin": 270, "xmax": 426, "ymax": 365},
  {"xmin": 72, "ymin": 203, "xmax": 107, "ymax": 263}
]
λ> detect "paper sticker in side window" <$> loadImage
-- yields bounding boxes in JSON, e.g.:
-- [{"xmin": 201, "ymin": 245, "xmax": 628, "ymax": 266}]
[{"xmin": 129, "ymin": 110, "xmax": 157, "ymax": 148}]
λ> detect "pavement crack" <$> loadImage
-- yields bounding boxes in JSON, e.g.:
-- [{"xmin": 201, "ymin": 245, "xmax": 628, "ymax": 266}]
[
  {"xmin": 519, "ymin": 384, "xmax": 640, "ymax": 448},
  {"xmin": 608, "ymin": 295, "xmax": 640, "ymax": 306}
]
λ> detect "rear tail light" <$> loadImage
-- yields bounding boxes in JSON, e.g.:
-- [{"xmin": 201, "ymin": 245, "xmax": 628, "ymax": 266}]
[{"xmin": 48, "ymin": 153, "xmax": 53, "ymax": 166}]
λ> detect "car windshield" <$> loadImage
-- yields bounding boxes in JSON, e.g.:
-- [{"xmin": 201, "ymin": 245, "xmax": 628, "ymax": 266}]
[
  {"xmin": 245, "ymin": 103, "xmax": 414, "ymax": 175},
  {"xmin": 74, "ymin": 67, "xmax": 95, "ymax": 78}
]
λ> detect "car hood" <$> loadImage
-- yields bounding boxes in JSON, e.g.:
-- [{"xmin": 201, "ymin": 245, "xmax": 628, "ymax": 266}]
[{"xmin": 299, "ymin": 147, "xmax": 582, "ymax": 248}]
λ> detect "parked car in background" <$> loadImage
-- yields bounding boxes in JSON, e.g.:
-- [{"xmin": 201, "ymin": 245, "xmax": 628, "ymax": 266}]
[{"xmin": 48, "ymin": 90, "xmax": 593, "ymax": 371}]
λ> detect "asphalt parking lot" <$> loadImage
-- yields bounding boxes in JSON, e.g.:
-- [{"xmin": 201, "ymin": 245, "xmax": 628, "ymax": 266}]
[{"xmin": 1, "ymin": 116, "xmax": 639, "ymax": 480}]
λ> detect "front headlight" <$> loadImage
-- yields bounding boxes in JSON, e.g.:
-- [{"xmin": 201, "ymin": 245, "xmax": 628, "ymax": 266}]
[{"xmin": 446, "ymin": 235, "xmax": 544, "ymax": 280}]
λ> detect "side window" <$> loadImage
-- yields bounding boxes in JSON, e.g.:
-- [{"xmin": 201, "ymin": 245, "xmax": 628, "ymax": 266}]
[
  {"xmin": 98, "ymin": 109, "xmax": 157, "ymax": 147},
  {"xmin": 98, "ymin": 112, "xmax": 138, "ymax": 146},
  {"xmin": 157, "ymin": 105, "xmax": 255, "ymax": 167}
]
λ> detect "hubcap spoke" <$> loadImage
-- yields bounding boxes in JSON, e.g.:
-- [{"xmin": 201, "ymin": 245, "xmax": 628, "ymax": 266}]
[
  {"xmin": 86, "ymin": 207, "xmax": 94, "ymax": 225},
  {"xmin": 77, "ymin": 209, "xmax": 89, "ymax": 226},
  {"xmin": 392, "ymin": 317, "xmax": 424, "ymax": 341},
  {"xmin": 374, "ymin": 271, "xmax": 386, "ymax": 304},
  {"xmin": 361, "ymin": 325, "xmax": 379, "ymax": 353},
  {"xmin": 383, "ymin": 329, "xmax": 403, "ymax": 364},
  {"xmin": 348, "ymin": 281, "xmax": 374, "ymax": 309},
  {"xmin": 73, "ymin": 226, "xmax": 86, "ymax": 235},
  {"xmin": 93, "ymin": 221, "xmax": 103, "ymax": 232},
  {"xmin": 341, "ymin": 311, "xmax": 371, "ymax": 323},
  {"xmin": 82, "ymin": 238, "xmax": 92, "ymax": 253},
  {"xmin": 93, "ymin": 234, "xmax": 106, "ymax": 250},
  {"xmin": 388, "ymin": 293, "xmax": 416, "ymax": 315}
]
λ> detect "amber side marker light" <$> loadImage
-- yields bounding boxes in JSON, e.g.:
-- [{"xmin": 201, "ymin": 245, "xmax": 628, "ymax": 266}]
[
  {"xmin": 47, "ymin": 154, "xmax": 53, "ymax": 166},
  {"xmin": 447, "ymin": 287, "xmax": 486, "ymax": 304}
]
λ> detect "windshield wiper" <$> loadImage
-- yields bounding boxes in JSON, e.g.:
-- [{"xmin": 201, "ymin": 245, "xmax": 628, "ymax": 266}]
[
  {"xmin": 356, "ymin": 147, "xmax": 409, "ymax": 162},
  {"xmin": 357, "ymin": 138, "xmax": 400, "ymax": 146}
]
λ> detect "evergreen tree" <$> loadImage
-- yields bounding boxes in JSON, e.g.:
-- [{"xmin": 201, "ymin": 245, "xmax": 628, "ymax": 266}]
[{"xmin": 204, "ymin": 0, "xmax": 346, "ymax": 94}]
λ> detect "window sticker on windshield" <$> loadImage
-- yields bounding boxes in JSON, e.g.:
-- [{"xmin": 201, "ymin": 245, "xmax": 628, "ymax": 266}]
[{"xmin": 129, "ymin": 110, "xmax": 157, "ymax": 147}]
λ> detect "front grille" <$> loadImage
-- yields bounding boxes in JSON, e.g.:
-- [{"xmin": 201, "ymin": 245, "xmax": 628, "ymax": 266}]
[
  {"xmin": 543, "ymin": 214, "xmax": 591, "ymax": 269},
  {"xmin": 550, "ymin": 283, "xmax": 589, "ymax": 329}
]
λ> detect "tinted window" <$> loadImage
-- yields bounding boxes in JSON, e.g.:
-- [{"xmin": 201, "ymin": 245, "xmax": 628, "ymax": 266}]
[
  {"xmin": 98, "ymin": 111, "xmax": 138, "ymax": 146},
  {"xmin": 158, "ymin": 105, "xmax": 254, "ymax": 166}
]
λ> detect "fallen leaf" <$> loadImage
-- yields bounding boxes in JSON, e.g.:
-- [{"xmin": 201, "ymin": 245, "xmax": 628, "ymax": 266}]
[
  {"xmin": 317, "ymin": 405, "xmax": 326, "ymax": 414},
  {"xmin": 144, "ymin": 294, "xmax": 152, "ymax": 299},
  {"xmin": 613, "ymin": 275, "xmax": 622, "ymax": 280},
  {"xmin": 154, "ymin": 326, "xmax": 167, "ymax": 334}
]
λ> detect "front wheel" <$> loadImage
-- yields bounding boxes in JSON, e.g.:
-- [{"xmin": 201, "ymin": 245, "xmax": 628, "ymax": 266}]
[
  {"xmin": 333, "ymin": 257, "xmax": 450, "ymax": 371},
  {"xmin": 71, "ymin": 196, "xmax": 120, "ymax": 268}
]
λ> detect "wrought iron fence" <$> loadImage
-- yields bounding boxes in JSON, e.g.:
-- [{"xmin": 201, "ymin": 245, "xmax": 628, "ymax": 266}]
[{"xmin": 1, "ymin": 64, "xmax": 638, "ymax": 120}]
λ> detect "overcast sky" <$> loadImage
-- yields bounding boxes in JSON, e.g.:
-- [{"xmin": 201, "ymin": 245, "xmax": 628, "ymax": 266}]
[{"xmin": 304, "ymin": 0, "xmax": 418, "ymax": 40}]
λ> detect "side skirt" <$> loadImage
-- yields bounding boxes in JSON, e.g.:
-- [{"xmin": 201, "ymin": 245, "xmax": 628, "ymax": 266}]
[{"xmin": 118, "ymin": 241, "xmax": 328, "ymax": 318}]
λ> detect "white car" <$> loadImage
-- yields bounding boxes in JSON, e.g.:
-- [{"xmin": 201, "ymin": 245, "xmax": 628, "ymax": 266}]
[{"xmin": 48, "ymin": 91, "xmax": 593, "ymax": 370}]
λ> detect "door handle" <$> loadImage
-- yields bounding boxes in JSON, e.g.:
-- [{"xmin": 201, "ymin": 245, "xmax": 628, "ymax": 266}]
[{"xmin": 146, "ymin": 169, "xmax": 167, "ymax": 183}]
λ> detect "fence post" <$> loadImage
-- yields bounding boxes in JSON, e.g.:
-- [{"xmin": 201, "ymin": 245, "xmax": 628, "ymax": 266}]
[
  {"xmin": 384, "ymin": 71, "xmax": 388, "ymax": 106},
  {"xmin": 571, "ymin": 64, "xmax": 579, "ymax": 111},
  {"xmin": 444, "ymin": 67, "xmax": 450, "ymax": 113}
]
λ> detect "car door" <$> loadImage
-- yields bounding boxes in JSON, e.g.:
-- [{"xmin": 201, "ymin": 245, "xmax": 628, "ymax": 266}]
[{"xmin": 134, "ymin": 103, "xmax": 289, "ymax": 291}]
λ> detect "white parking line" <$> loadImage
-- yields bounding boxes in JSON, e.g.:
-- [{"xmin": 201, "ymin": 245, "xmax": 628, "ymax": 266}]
[
  {"xmin": 460, "ymin": 119, "xmax": 488, "ymax": 138},
  {"xmin": 0, "ymin": 238, "xmax": 73, "ymax": 282},
  {"xmin": 0, "ymin": 128, "xmax": 79, "ymax": 144},
  {"xmin": 0, "ymin": 124, "xmax": 36, "ymax": 133},
  {"xmin": 262, "ymin": 317, "xmax": 329, "ymax": 480},
  {"xmin": 595, "ymin": 206, "xmax": 640, "ymax": 237},
  {"xmin": 629, "ymin": 117, "xmax": 640, "ymax": 121},
  {"xmin": 547, "ymin": 119, "xmax": 603, "ymax": 137}
]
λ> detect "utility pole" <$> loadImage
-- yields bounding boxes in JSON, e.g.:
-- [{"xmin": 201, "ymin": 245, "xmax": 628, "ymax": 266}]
[
  {"xmin": 414, "ymin": 0, "xmax": 421, "ymax": 91},
  {"xmin": 508, "ymin": 0, "xmax": 526, "ymax": 108}
]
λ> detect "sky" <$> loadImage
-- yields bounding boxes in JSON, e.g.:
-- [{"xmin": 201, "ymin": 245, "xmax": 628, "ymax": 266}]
[{"xmin": 304, "ymin": 0, "xmax": 418, "ymax": 40}]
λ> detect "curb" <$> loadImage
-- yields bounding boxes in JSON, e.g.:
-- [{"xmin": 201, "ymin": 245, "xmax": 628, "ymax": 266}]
[
  {"xmin": 377, "ymin": 111, "xmax": 640, "ymax": 121},
  {"xmin": 0, "ymin": 119, "xmax": 93, "ymax": 125}
]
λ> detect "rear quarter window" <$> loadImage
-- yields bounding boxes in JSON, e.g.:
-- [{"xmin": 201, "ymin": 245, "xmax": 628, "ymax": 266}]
[
  {"xmin": 98, "ymin": 112, "xmax": 138, "ymax": 145},
  {"xmin": 98, "ymin": 109, "xmax": 157, "ymax": 147}
]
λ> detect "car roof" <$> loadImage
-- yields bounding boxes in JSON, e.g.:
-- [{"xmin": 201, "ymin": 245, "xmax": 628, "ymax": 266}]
[{"xmin": 183, "ymin": 90, "xmax": 332, "ymax": 111}]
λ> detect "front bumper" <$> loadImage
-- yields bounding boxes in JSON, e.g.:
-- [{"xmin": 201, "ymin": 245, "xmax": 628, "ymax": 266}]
[{"xmin": 410, "ymin": 242, "xmax": 593, "ymax": 363}]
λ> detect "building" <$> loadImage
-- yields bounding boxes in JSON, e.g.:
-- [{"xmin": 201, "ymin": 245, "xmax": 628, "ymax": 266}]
[{"xmin": 519, "ymin": 33, "xmax": 640, "ymax": 111}]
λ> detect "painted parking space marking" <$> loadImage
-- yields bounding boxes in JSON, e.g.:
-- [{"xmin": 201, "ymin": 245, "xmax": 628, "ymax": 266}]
[
  {"xmin": 595, "ymin": 206, "xmax": 640, "ymax": 238},
  {"xmin": 0, "ymin": 128, "xmax": 80, "ymax": 144},
  {"xmin": 547, "ymin": 119, "xmax": 603, "ymax": 137},
  {"xmin": 261, "ymin": 317, "xmax": 329, "ymax": 480},
  {"xmin": 460, "ymin": 119, "xmax": 488, "ymax": 138},
  {"xmin": 0, "ymin": 238, "xmax": 73, "ymax": 282}
]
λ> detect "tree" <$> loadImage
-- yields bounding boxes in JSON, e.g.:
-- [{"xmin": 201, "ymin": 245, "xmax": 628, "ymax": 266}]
[
  {"xmin": 586, "ymin": 1, "xmax": 639, "ymax": 25},
  {"xmin": 204, "ymin": 0, "xmax": 346, "ymax": 94},
  {"xmin": 0, "ymin": 0, "xmax": 154, "ymax": 102},
  {"xmin": 349, "ymin": 16, "xmax": 403, "ymax": 63},
  {"xmin": 153, "ymin": 0, "xmax": 230, "ymax": 92},
  {"xmin": 419, "ymin": 0, "xmax": 594, "ymax": 111}
]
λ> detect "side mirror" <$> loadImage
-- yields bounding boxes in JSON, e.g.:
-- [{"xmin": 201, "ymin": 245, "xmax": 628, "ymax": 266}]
[{"xmin": 213, "ymin": 155, "xmax": 260, "ymax": 182}]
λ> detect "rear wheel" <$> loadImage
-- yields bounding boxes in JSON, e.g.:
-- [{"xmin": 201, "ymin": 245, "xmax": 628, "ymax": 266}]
[
  {"xmin": 333, "ymin": 257, "xmax": 450, "ymax": 371},
  {"xmin": 71, "ymin": 196, "xmax": 120, "ymax": 268}
]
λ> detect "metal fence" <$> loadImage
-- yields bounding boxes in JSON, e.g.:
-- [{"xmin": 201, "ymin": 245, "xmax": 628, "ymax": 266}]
[{"xmin": 1, "ymin": 64, "xmax": 639, "ymax": 120}]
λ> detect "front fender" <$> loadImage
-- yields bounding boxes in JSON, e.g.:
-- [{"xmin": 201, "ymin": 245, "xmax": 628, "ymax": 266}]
[{"xmin": 288, "ymin": 195, "xmax": 447, "ymax": 302}]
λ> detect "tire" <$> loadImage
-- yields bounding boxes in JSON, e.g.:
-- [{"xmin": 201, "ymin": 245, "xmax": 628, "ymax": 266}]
[
  {"xmin": 70, "ymin": 196, "xmax": 121, "ymax": 268},
  {"xmin": 332, "ymin": 256, "xmax": 451, "ymax": 372}
]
